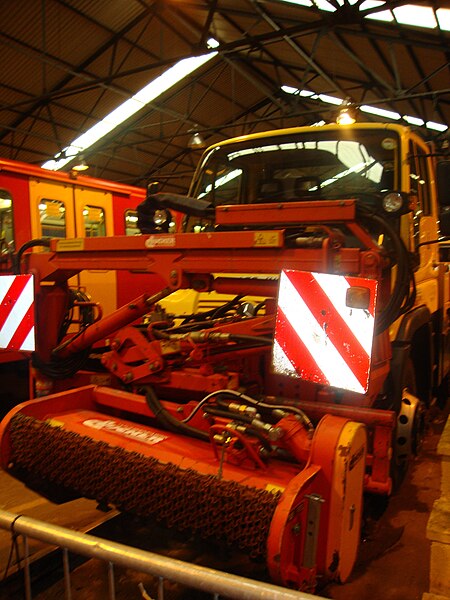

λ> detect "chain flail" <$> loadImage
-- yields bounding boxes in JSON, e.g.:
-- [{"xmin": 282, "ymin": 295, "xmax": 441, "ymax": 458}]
[{"xmin": 9, "ymin": 414, "xmax": 281, "ymax": 558}]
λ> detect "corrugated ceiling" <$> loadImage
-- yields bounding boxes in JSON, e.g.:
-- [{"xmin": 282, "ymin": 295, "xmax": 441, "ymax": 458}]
[{"xmin": 0, "ymin": 0, "xmax": 448, "ymax": 193}]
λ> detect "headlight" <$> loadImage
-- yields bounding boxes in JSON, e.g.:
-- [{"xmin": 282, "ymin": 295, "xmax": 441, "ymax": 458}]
[
  {"xmin": 153, "ymin": 209, "xmax": 169, "ymax": 225},
  {"xmin": 382, "ymin": 192, "xmax": 408, "ymax": 215}
]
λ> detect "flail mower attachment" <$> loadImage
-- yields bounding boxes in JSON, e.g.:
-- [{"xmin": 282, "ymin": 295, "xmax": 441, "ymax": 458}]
[{"xmin": 0, "ymin": 384, "xmax": 367, "ymax": 591}]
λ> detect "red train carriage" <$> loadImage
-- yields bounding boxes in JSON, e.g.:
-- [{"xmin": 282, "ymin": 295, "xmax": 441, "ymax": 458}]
[{"xmin": 0, "ymin": 157, "xmax": 150, "ymax": 401}]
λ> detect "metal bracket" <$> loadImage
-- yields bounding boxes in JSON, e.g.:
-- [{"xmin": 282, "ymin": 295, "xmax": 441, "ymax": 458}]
[{"xmin": 303, "ymin": 493, "xmax": 324, "ymax": 569}]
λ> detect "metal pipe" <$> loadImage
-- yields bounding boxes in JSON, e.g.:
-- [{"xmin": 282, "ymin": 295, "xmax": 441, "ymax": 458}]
[
  {"xmin": 157, "ymin": 576, "xmax": 164, "ymax": 600},
  {"xmin": 63, "ymin": 547, "xmax": 72, "ymax": 600},
  {"xmin": 107, "ymin": 561, "xmax": 116, "ymax": 600},
  {"xmin": 0, "ymin": 509, "xmax": 325, "ymax": 600},
  {"xmin": 23, "ymin": 534, "xmax": 31, "ymax": 600},
  {"xmin": 213, "ymin": 276, "xmax": 278, "ymax": 297}
]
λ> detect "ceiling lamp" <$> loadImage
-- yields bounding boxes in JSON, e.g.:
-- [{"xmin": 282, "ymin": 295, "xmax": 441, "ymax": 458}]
[
  {"xmin": 188, "ymin": 129, "xmax": 206, "ymax": 149},
  {"xmin": 71, "ymin": 157, "xmax": 90, "ymax": 172},
  {"xmin": 336, "ymin": 104, "xmax": 356, "ymax": 125}
]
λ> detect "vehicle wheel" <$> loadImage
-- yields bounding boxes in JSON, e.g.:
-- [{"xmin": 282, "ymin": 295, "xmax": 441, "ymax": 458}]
[{"xmin": 391, "ymin": 359, "xmax": 426, "ymax": 492}]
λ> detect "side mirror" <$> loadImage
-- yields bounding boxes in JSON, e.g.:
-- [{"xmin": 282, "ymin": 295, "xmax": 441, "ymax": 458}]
[
  {"xmin": 437, "ymin": 160, "xmax": 450, "ymax": 207},
  {"xmin": 147, "ymin": 181, "xmax": 160, "ymax": 195}
]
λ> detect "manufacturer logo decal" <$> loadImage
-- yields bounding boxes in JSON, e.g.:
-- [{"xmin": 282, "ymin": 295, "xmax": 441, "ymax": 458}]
[
  {"xmin": 83, "ymin": 419, "xmax": 167, "ymax": 445},
  {"xmin": 145, "ymin": 235, "xmax": 176, "ymax": 248}
]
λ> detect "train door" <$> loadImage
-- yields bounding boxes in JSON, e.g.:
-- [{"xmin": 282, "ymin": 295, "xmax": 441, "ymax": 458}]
[
  {"xmin": 0, "ymin": 171, "xmax": 34, "ymax": 255},
  {"xmin": 28, "ymin": 178, "xmax": 81, "ymax": 327},
  {"xmin": 73, "ymin": 187, "xmax": 117, "ymax": 315},
  {"xmin": 29, "ymin": 179, "xmax": 76, "ymax": 239},
  {"xmin": 28, "ymin": 179, "xmax": 117, "ymax": 315}
]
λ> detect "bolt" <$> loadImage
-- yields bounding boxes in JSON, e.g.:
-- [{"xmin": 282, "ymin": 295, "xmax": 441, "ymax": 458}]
[{"xmin": 364, "ymin": 253, "xmax": 376, "ymax": 266}]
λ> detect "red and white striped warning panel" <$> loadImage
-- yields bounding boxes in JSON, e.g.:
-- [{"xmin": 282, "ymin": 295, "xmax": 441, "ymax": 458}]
[
  {"xmin": 272, "ymin": 270, "xmax": 378, "ymax": 394},
  {"xmin": 0, "ymin": 274, "xmax": 35, "ymax": 352}
]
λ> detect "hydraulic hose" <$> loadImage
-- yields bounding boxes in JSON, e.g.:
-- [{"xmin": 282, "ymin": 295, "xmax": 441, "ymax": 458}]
[
  {"xmin": 31, "ymin": 289, "xmax": 96, "ymax": 379},
  {"xmin": 179, "ymin": 295, "xmax": 244, "ymax": 324},
  {"xmin": 202, "ymin": 405, "xmax": 254, "ymax": 424},
  {"xmin": 356, "ymin": 204, "xmax": 415, "ymax": 333},
  {"xmin": 31, "ymin": 348, "xmax": 91, "ymax": 380},
  {"xmin": 144, "ymin": 385, "xmax": 209, "ymax": 442},
  {"xmin": 229, "ymin": 333, "xmax": 272, "ymax": 345},
  {"xmin": 13, "ymin": 238, "xmax": 51, "ymax": 274},
  {"xmin": 182, "ymin": 389, "xmax": 315, "ymax": 433}
]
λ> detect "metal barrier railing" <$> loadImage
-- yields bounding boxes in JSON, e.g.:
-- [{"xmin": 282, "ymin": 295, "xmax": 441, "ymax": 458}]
[{"xmin": 0, "ymin": 509, "xmax": 327, "ymax": 600}]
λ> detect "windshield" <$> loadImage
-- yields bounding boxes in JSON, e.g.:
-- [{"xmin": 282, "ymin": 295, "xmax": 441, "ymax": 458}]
[{"xmin": 191, "ymin": 128, "xmax": 399, "ymax": 210}]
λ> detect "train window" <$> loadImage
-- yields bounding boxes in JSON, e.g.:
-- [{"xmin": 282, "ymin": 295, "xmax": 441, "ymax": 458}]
[
  {"xmin": 0, "ymin": 191, "xmax": 13, "ymax": 243},
  {"xmin": 40, "ymin": 199, "xmax": 66, "ymax": 238},
  {"xmin": 83, "ymin": 205, "xmax": 106, "ymax": 237},
  {"xmin": 125, "ymin": 209, "xmax": 139, "ymax": 235},
  {"xmin": 0, "ymin": 190, "xmax": 14, "ymax": 262}
]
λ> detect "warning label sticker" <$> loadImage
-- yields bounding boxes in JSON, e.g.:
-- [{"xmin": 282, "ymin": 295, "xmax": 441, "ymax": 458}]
[{"xmin": 83, "ymin": 418, "xmax": 167, "ymax": 445}]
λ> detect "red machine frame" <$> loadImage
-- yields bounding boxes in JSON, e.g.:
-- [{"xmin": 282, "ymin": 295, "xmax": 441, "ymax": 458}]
[{"xmin": 1, "ymin": 198, "xmax": 398, "ymax": 590}]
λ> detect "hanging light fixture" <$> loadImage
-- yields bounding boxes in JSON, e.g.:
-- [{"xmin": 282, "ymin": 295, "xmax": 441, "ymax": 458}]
[
  {"xmin": 187, "ymin": 127, "xmax": 206, "ymax": 149},
  {"xmin": 336, "ymin": 101, "xmax": 357, "ymax": 125},
  {"xmin": 71, "ymin": 157, "xmax": 90, "ymax": 172}
]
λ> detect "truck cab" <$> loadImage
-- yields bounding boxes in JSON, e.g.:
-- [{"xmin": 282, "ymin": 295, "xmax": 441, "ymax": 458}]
[{"xmin": 181, "ymin": 123, "xmax": 449, "ymax": 408}]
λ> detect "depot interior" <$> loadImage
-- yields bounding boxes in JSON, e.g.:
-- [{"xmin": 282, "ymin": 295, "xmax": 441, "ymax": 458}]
[{"xmin": 0, "ymin": 2, "xmax": 449, "ymax": 600}]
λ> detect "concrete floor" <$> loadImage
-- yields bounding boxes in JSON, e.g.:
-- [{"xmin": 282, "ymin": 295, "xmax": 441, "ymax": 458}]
[{"xmin": 0, "ymin": 406, "xmax": 447, "ymax": 600}]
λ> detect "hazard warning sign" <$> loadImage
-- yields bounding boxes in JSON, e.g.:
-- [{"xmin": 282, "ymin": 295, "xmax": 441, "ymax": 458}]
[
  {"xmin": 272, "ymin": 270, "xmax": 378, "ymax": 394},
  {"xmin": 0, "ymin": 274, "xmax": 35, "ymax": 352}
]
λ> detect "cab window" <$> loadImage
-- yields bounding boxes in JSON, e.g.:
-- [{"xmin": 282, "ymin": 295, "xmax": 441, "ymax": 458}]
[
  {"xmin": 83, "ymin": 205, "xmax": 106, "ymax": 237},
  {"xmin": 409, "ymin": 141, "xmax": 431, "ymax": 215},
  {"xmin": 40, "ymin": 199, "xmax": 66, "ymax": 238}
]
